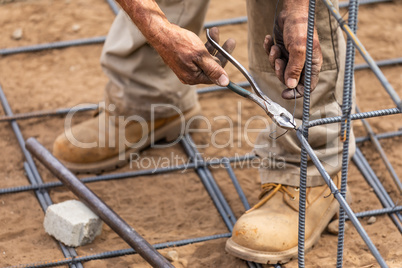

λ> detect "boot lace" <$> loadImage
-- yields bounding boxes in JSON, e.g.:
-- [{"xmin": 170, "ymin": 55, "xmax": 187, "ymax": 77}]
[{"xmin": 246, "ymin": 183, "xmax": 295, "ymax": 213}]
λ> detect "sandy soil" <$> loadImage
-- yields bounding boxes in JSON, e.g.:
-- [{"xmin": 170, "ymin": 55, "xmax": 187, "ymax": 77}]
[{"xmin": 0, "ymin": 0, "xmax": 401, "ymax": 267}]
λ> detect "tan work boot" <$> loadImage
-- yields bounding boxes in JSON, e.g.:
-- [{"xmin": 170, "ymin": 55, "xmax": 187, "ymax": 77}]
[
  {"xmin": 53, "ymin": 103, "xmax": 201, "ymax": 173},
  {"xmin": 226, "ymin": 173, "xmax": 349, "ymax": 264}
]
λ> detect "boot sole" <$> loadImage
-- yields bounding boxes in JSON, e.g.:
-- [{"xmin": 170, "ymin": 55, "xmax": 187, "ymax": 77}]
[
  {"xmin": 226, "ymin": 189, "xmax": 352, "ymax": 264},
  {"xmin": 59, "ymin": 103, "xmax": 201, "ymax": 174}
]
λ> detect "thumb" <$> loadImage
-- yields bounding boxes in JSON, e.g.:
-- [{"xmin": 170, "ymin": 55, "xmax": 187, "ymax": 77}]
[
  {"xmin": 284, "ymin": 47, "xmax": 306, "ymax": 89},
  {"xmin": 198, "ymin": 55, "xmax": 230, "ymax": 87}
]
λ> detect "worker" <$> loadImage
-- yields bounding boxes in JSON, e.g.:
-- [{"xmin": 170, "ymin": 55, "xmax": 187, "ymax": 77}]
[{"xmin": 53, "ymin": 0, "xmax": 354, "ymax": 264}]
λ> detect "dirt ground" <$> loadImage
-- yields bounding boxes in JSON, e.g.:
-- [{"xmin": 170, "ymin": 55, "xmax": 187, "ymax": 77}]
[{"xmin": 0, "ymin": 0, "xmax": 401, "ymax": 267}]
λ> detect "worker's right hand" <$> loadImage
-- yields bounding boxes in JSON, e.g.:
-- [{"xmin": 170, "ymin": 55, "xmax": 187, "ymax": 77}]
[{"xmin": 151, "ymin": 26, "xmax": 235, "ymax": 87}]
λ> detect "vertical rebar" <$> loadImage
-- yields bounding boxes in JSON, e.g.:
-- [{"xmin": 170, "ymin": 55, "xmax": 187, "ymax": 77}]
[
  {"xmin": 298, "ymin": 0, "xmax": 317, "ymax": 266},
  {"xmin": 297, "ymin": 131, "xmax": 388, "ymax": 267},
  {"xmin": 337, "ymin": 0, "xmax": 359, "ymax": 266}
]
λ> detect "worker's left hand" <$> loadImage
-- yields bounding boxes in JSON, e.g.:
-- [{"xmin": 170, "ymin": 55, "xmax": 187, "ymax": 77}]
[{"xmin": 264, "ymin": 9, "xmax": 323, "ymax": 99}]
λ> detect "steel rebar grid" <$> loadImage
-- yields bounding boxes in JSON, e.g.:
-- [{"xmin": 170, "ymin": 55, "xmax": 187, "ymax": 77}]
[
  {"xmin": 322, "ymin": 0, "xmax": 402, "ymax": 111},
  {"xmin": 296, "ymin": 130, "xmax": 388, "ymax": 267},
  {"xmin": 0, "ymin": 85, "xmax": 84, "ymax": 268},
  {"xmin": 336, "ymin": 0, "xmax": 359, "ymax": 265},
  {"xmin": 296, "ymin": 0, "xmax": 317, "ymax": 266},
  {"xmin": 25, "ymin": 138, "xmax": 174, "ymax": 268},
  {"xmin": 353, "ymin": 148, "xmax": 402, "ymax": 232},
  {"xmin": 356, "ymin": 107, "xmax": 402, "ymax": 194}
]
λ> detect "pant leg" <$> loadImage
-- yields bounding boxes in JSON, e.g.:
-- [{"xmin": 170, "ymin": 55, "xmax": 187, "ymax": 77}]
[
  {"xmin": 100, "ymin": 0, "xmax": 210, "ymax": 120},
  {"xmin": 247, "ymin": 0, "xmax": 356, "ymax": 187}
]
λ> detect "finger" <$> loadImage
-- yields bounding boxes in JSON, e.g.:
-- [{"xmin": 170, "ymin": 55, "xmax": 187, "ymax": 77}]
[
  {"xmin": 263, "ymin": 35, "xmax": 274, "ymax": 57},
  {"xmin": 284, "ymin": 44, "xmax": 306, "ymax": 89},
  {"xmin": 197, "ymin": 54, "xmax": 230, "ymax": 86},
  {"xmin": 215, "ymin": 38, "xmax": 236, "ymax": 68},
  {"xmin": 268, "ymin": 45, "xmax": 282, "ymax": 70},
  {"xmin": 205, "ymin": 27, "xmax": 220, "ymax": 56},
  {"xmin": 281, "ymin": 86, "xmax": 304, "ymax": 99},
  {"xmin": 274, "ymin": 58, "xmax": 286, "ymax": 85}
]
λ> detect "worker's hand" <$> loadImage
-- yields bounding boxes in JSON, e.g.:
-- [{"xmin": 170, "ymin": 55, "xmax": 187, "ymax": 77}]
[
  {"xmin": 263, "ymin": 9, "xmax": 322, "ymax": 99},
  {"xmin": 152, "ymin": 26, "xmax": 235, "ymax": 87}
]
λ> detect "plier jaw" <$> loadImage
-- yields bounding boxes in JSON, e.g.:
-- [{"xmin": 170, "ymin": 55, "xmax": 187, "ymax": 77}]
[{"xmin": 265, "ymin": 101, "xmax": 297, "ymax": 130}]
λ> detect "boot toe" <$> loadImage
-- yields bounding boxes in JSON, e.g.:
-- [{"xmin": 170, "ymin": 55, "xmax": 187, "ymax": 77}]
[{"xmin": 231, "ymin": 210, "xmax": 298, "ymax": 253}]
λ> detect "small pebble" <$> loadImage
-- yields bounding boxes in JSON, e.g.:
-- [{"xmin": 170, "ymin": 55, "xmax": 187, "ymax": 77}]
[
  {"xmin": 12, "ymin": 28, "xmax": 23, "ymax": 40},
  {"xmin": 72, "ymin": 24, "xmax": 81, "ymax": 32},
  {"xmin": 327, "ymin": 219, "xmax": 349, "ymax": 235},
  {"xmin": 367, "ymin": 216, "xmax": 376, "ymax": 224},
  {"xmin": 165, "ymin": 250, "xmax": 179, "ymax": 262}
]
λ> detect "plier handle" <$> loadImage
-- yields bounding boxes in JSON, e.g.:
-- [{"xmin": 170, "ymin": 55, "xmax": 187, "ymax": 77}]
[{"xmin": 206, "ymin": 29, "xmax": 296, "ymax": 130}]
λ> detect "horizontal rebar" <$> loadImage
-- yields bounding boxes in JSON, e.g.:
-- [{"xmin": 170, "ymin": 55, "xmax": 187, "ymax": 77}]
[
  {"xmin": 0, "ymin": 105, "xmax": 98, "ymax": 123},
  {"xmin": 0, "ymin": 36, "xmax": 107, "ymax": 56},
  {"xmin": 0, "ymin": 154, "xmax": 254, "ymax": 195},
  {"xmin": 4, "ymin": 233, "xmax": 231, "ymax": 268},
  {"xmin": 352, "ymin": 206, "xmax": 402, "ymax": 219},
  {"xmin": 308, "ymin": 107, "xmax": 400, "ymax": 127},
  {"xmin": 297, "ymin": 129, "xmax": 388, "ymax": 267},
  {"xmin": 356, "ymin": 129, "xmax": 402, "ymax": 143},
  {"xmin": 354, "ymin": 57, "xmax": 402, "ymax": 70}
]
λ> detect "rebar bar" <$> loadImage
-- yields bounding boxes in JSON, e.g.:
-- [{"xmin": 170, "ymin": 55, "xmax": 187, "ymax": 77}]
[
  {"xmin": 297, "ymin": 129, "xmax": 388, "ymax": 267},
  {"xmin": 356, "ymin": 129, "xmax": 402, "ymax": 143},
  {"xmin": 297, "ymin": 0, "xmax": 317, "ymax": 266},
  {"xmin": 0, "ymin": 105, "xmax": 97, "ymax": 123},
  {"xmin": 354, "ymin": 57, "xmax": 402, "ymax": 70},
  {"xmin": 26, "ymin": 137, "xmax": 174, "ymax": 268},
  {"xmin": 337, "ymin": 0, "xmax": 359, "ymax": 265},
  {"xmin": 322, "ymin": 0, "xmax": 402, "ymax": 111},
  {"xmin": 308, "ymin": 107, "xmax": 400, "ymax": 127},
  {"xmin": 0, "ymin": 154, "xmax": 254, "ymax": 195},
  {"xmin": 222, "ymin": 160, "xmax": 251, "ymax": 210},
  {"xmin": 352, "ymin": 206, "xmax": 402, "ymax": 219},
  {"xmin": 0, "ymin": 36, "xmax": 107, "ymax": 56}
]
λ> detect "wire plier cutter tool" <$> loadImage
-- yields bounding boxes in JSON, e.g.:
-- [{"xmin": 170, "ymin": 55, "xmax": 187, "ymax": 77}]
[{"xmin": 206, "ymin": 29, "xmax": 296, "ymax": 130}]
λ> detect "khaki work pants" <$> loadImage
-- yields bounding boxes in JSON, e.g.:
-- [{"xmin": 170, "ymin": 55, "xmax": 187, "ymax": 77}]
[{"xmin": 100, "ymin": 0, "xmax": 355, "ymax": 187}]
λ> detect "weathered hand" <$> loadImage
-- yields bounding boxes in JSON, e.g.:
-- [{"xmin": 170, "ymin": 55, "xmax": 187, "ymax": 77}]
[
  {"xmin": 152, "ymin": 26, "xmax": 235, "ymax": 87},
  {"xmin": 263, "ymin": 9, "xmax": 322, "ymax": 99}
]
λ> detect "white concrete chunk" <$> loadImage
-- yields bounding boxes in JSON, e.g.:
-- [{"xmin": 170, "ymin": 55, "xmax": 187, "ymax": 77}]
[{"xmin": 44, "ymin": 200, "xmax": 103, "ymax": 247}]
